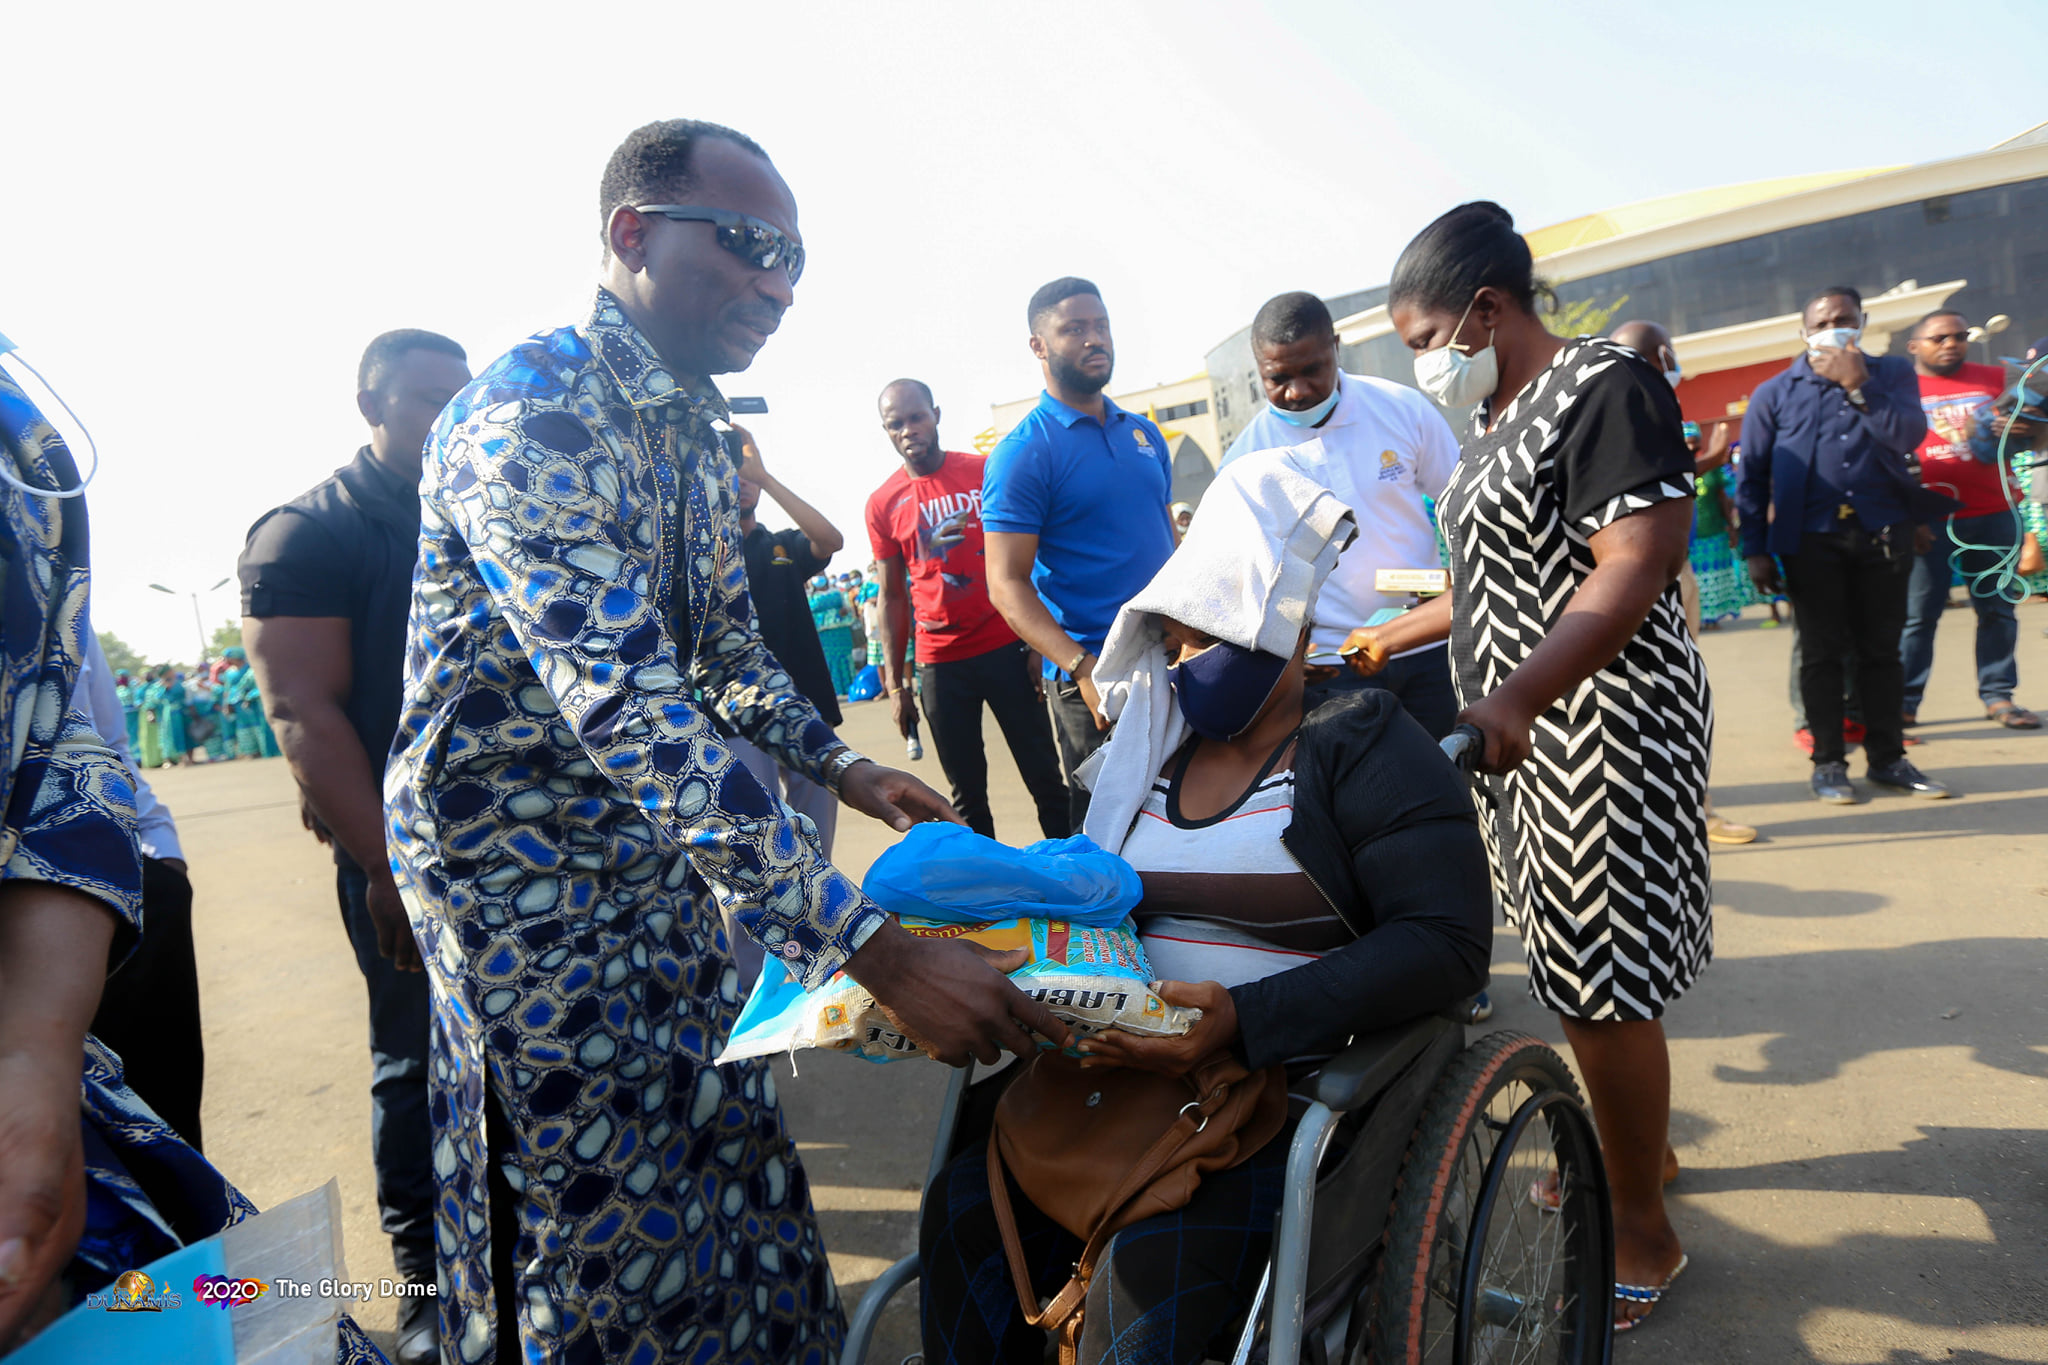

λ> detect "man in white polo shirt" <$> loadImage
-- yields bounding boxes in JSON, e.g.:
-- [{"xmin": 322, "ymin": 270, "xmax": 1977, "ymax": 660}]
[{"xmin": 1221, "ymin": 291, "xmax": 1463, "ymax": 737}]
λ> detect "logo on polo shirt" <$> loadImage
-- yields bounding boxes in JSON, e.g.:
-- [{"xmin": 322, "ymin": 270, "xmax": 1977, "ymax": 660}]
[
  {"xmin": 770, "ymin": 547, "xmax": 794, "ymax": 567},
  {"xmin": 1378, "ymin": 449, "xmax": 1405, "ymax": 482},
  {"xmin": 1133, "ymin": 429, "xmax": 1153, "ymax": 449}
]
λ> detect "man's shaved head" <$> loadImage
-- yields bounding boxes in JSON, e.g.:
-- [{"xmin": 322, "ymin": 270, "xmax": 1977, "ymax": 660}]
[
  {"xmin": 1610, "ymin": 320, "xmax": 1673, "ymax": 363},
  {"xmin": 878, "ymin": 377, "xmax": 934, "ymax": 410}
]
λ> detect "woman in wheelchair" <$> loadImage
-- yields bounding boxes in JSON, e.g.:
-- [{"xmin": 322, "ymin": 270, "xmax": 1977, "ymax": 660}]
[{"xmin": 918, "ymin": 454, "xmax": 1495, "ymax": 1365}]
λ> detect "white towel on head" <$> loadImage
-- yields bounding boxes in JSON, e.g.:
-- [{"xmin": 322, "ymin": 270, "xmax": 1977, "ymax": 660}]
[{"xmin": 1079, "ymin": 443, "xmax": 1356, "ymax": 854}]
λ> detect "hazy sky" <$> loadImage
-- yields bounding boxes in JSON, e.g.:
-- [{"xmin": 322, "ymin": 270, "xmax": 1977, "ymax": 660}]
[{"xmin": 6, "ymin": 0, "xmax": 2038, "ymax": 661}]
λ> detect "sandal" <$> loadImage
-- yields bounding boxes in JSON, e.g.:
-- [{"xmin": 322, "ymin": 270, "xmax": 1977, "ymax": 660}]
[
  {"xmin": 1987, "ymin": 701, "xmax": 2042, "ymax": 730},
  {"xmin": 1615, "ymin": 1253, "xmax": 1688, "ymax": 1331}
]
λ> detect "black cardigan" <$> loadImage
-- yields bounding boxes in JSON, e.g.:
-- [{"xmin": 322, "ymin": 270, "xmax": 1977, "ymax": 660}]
[{"xmin": 1221, "ymin": 689, "xmax": 1494, "ymax": 1071}]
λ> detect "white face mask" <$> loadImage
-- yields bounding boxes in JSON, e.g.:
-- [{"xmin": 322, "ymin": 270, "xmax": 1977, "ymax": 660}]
[
  {"xmin": 1270, "ymin": 379, "xmax": 1341, "ymax": 428},
  {"xmin": 1662, "ymin": 350, "xmax": 1683, "ymax": 390},
  {"xmin": 1412, "ymin": 294, "xmax": 1499, "ymax": 409},
  {"xmin": 1804, "ymin": 325, "xmax": 1862, "ymax": 354}
]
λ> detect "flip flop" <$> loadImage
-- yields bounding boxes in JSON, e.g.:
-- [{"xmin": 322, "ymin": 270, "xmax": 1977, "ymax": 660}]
[
  {"xmin": 1614, "ymin": 1254, "xmax": 1688, "ymax": 1331},
  {"xmin": 1987, "ymin": 702, "xmax": 2042, "ymax": 730}
]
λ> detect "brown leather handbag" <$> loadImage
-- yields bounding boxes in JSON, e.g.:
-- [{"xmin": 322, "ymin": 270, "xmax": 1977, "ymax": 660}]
[{"xmin": 986, "ymin": 1050, "xmax": 1289, "ymax": 1364}]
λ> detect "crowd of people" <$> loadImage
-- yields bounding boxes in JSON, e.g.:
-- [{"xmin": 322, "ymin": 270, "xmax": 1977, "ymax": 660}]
[
  {"xmin": 1, "ymin": 111, "xmax": 2042, "ymax": 1365},
  {"xmin": 110, "ymin": 649, "xmax": 280, "ymax": 768}
]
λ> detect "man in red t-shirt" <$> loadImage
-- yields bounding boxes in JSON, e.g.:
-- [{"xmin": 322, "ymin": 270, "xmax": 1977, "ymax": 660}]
[
  {"xmin": 867, "ymin": 380, "xmax": 1072, "ymax": 837},
  {"xmin": 1901, "ymin": 310, "xmax": 2039, "ymax": 728}
]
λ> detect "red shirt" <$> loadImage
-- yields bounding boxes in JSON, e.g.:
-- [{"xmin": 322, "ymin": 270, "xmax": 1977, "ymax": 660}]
[
  {"xmin": 1915, "ymin": 362, "xmax": 2014, "ymax": 518},
  {"xmin": 864, "ymin": 451, "xmax": 1017, "ymax": 664}
]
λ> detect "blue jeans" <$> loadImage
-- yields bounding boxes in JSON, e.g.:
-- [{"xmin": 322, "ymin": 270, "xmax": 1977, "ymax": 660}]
[
  {"xmin": 1304, "ymin": 642, "xmax": 1460, "ymax": 740},
  {"xmin": 336, "ymin": 859, "xmax": 437, "ymax": 1282},
  {"xmin": 1899, "ymin": 511, "xmax": 2021, "ymax": 712}
]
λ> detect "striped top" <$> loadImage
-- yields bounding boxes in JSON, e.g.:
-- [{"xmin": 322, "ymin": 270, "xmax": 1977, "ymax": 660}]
[{"xmin": 1121, "ymin": 738, "xmax": 1346, "ymax": 990}]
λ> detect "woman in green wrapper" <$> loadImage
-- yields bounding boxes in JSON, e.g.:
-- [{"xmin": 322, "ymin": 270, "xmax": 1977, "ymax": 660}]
[
  {"xmin": 1688, "ymin": 460, "xmax": 1746, "ymax": 627},
  {"xmin": 221, "ymin": 652, "xmax": 278, "ymax": 758},
  {"xmin": 187, "ymin": 671, "xmax": 232, "ymax": 762},
  {"xmin": 136, "ymin": 668, "xmax": 169, "ymax": 767},
  {"xmin": 161, "ymin": 671, "xmax": 191, "ymax": 763}
]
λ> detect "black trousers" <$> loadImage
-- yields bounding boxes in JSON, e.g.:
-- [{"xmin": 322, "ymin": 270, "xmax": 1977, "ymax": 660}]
[
  {"xmin": 920, "ymin": 1125, "xmax": 1289, "ymax": 1365},
  {"xmin": 90, "ymin": 856, "xmax": 206, "ymax": 1149},
  {"xmin": 1046, "ymin": 678, "xmax": 1110, "ymax": 829},
  {"xmin": 920, "ymin": 640, "xmax": 1072, "ymax": 841},
  {"xmin": 337, "ymin": 859, "xmax": 438, "ymax": 1282},
  {"xmin": 1782, "ymin": 527, "xmax": 1913, "ymax": 768}
]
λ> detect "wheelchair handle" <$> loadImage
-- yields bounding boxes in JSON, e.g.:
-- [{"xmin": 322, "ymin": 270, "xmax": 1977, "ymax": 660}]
[{"xmin": 1440, "ymin": 723, "xmax": 1484, "ymax": 772}]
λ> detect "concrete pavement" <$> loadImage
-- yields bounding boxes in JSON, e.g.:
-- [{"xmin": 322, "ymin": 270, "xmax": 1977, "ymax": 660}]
[{"xmin": 150, "ymin": 595, "xmax": 2048, "ymax": 1363}]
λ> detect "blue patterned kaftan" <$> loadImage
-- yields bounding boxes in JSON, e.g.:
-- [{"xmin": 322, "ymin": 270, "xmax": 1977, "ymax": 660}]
[
  {"xmin": 0, "ymin": 368, "xmax": 384, "ymax": 1363},
  {"xmin": 386, "ymin": 292, "xmax": 887, "ymax": 1365}
]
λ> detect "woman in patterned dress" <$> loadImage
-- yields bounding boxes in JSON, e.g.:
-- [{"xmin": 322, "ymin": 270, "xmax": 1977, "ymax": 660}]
[
  {"xmin": 1343, "ymin": 202, "xmax": 1710, "ymax": 1330},
  {"xmin": 0, "ymin": 368, "xmax": 384, "ymax": 1361}
]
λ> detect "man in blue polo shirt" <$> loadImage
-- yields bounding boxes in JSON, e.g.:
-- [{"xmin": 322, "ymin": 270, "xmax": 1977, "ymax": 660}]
[
  {"xmin": 1737, "ymin": 284, "xmax": 1956, "ymax": 805},
  {"xmin": 984, "ymin": 276, "xmax": 1176, "ymax": 825}
]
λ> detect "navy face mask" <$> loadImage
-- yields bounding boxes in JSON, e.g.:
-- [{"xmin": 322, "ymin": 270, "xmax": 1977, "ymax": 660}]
[{"xmin": 1168, "ymin": 638, "xmax": 1290, "ymax": 741}]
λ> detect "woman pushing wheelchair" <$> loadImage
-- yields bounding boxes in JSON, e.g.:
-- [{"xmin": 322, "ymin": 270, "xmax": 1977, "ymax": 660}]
[{"xmin": 917, "ymin": 451, "xmax": 1496, "ymax": 1365}]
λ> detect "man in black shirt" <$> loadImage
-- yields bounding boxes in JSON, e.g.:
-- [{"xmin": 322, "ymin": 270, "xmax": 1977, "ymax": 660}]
[
  {"xmin": 727, "ymin": 424, "xmax": 846, "ymax": 980},
  {"xmin": 237, "ymin": 329, "xmax": 468, "ymax": 1365}
]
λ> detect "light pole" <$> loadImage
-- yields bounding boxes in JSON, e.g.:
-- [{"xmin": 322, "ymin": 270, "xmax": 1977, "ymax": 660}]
[
  {"xmin": 1969, "ymin": 314, "xmax": 2011, "ymax": 365},
  {"xmin": 149, "ymin": 578, "xmax": 232, "ymax": 663}
]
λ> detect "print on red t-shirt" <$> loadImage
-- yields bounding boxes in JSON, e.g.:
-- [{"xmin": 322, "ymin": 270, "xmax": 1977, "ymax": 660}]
[
  {"xmin": 1915, "ymin": 362, "xmax": 2015, "ymax": 519},
  {"xmin": 864, "ymin": 451, "xmax": 1017, "ymax": 664}
]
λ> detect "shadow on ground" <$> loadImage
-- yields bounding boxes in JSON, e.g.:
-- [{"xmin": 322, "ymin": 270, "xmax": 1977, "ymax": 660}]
[
  {"xmin": 1638, "ymin": 1123, "xmax": 2048, "ymax": 1360},
  {"xmin": 1671, "ymin": 936, "xmax": 2048, "ymax": 1085}
]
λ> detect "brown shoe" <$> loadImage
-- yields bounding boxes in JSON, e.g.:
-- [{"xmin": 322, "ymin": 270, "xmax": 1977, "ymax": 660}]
[{"xmin": 1706, "ymin": 814, "xmax": 1758, "ymax": 845}]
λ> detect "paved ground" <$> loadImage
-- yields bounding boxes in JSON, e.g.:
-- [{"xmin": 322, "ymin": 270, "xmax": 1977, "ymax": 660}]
[{"xmin": 152, "ymin": 596, "xmax": 2048, "ymax": 1363}]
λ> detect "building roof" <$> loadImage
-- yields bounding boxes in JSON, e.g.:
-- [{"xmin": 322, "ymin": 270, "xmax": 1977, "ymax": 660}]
[
  {"xmin": 1335, "ymin": 131, "xmax": 2048, "ymax": 347},
  {"xmin": 1519, "ymin": 169, "xmax": 1898, "ymax": 256}
]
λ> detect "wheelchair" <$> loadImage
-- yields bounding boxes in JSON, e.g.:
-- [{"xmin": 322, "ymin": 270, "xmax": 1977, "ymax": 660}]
[{"xmin": 840, "ymin": 727, "xmax": 1615, "ymax": 1365}]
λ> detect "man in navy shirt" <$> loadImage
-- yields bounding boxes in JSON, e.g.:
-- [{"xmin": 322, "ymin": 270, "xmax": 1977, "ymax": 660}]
[
  {"xmin": 984, "ymin": 277, "xmax": 1176, "ymax": 825},
  {"xmin": 1737, "ymin": 285, "xmax": 1955, "ymax": 804}
]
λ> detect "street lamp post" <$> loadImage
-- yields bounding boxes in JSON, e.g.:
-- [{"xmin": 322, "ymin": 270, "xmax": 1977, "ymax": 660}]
[{"xmin": 149, "ymin": 578, "xmax": 233, "ymax": 663}]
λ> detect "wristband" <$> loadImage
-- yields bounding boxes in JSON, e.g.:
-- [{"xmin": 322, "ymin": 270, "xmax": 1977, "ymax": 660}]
[
  {"xmin": 1066, "ymin": 649, "xmax": 1089, "ymax": 675},
  {"xmin": 821, "ymin": 747, "xmax": 868, "ymax": 793}
]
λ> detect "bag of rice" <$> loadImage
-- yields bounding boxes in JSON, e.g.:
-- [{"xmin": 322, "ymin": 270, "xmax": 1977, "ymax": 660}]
[{"xmin": 716, "ymin": 914, "xmax": 1198, "ymax": 1064}]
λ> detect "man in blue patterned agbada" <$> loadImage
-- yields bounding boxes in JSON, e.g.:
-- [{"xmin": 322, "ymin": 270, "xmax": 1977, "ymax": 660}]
[{"xmin": 385, "ymin": 119, "xmax": 1068, "ymax": 1365}]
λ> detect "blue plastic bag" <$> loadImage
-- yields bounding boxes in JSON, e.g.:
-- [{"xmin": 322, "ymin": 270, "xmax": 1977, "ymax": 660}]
[
  {"xmin": 716, "ymin": 828, "xmax": 1180, "ymax": 1065},
  {"xmin": 861, "ymin": 823, "xmax": 1141, "ymax": 928},
  {"xmin": 718, "ymin": 914, "xmax": 1191, "ymax": 1064},
  {"xmin": 847, "ymin": 664, "xmax": 883, "ymax": 702}
]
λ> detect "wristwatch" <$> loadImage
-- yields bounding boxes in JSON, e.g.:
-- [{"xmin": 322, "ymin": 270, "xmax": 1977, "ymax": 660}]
[
  {"xmin": 1844, "ymin": 386, "xmax": 1867, "ymax": 409},
  {"xmin": 1066, "ymin": 649, "xmax": 1090, "ymax": 675},
  {"xmin": 821, "ymin": 747, "xmax": 868, "ymax": 793}
]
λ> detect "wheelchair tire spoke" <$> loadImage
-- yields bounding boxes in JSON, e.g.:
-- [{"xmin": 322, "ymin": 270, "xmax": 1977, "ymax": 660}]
[{"xmin": 1368, "ymin": 1032, "xmax": 1604, "ymax": 1365}]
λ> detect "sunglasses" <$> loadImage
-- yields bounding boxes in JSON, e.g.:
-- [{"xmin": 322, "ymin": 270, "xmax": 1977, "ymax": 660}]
[{"xmin": 634, "ymin": 205, "xmax": 805, "ymax": 285}]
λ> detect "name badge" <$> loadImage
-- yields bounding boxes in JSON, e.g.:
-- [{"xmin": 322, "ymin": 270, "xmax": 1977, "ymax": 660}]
[{"xmin": 1375, "ymin": 568, "xmax": 1449, "ymax": 595}]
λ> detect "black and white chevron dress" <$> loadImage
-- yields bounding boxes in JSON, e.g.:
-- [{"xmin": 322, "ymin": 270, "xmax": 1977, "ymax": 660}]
[{"xmin": 1439, "ymin": 337, "xmax": 1713, "ymax": 1021}]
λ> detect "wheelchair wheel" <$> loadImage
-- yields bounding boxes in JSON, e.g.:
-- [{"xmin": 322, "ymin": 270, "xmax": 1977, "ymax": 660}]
[{"xmin": 1366, "ymin": 1030, "xmax": 1610, "ymax": 1365}]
